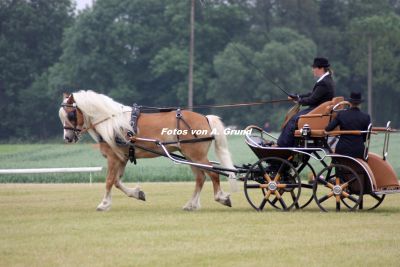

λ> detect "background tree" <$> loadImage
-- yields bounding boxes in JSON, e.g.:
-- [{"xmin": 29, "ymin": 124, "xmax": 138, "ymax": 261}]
[
  {"xmin": 1, "ymin": 0, "xmax": 400, "ymax": 141},
  {"xmin": 0, "ymin": 0, "xmax": 74, "ymax": 139},
  {"xmin": 347, "ymin": 13, "xmax": 400, "ymax": 124},
  {"xmin": 209, "ymin": 28, "xmax": 316, "ymax": 129}
]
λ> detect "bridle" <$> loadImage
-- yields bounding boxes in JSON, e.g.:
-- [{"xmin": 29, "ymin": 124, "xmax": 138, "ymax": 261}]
[
  {"xmin": 61, "ymin": 94, "xmax": 120, "ymax": 142},
  {"xmin": 61, "ymin": 100, "xmax": 83, "ymax": 142}
]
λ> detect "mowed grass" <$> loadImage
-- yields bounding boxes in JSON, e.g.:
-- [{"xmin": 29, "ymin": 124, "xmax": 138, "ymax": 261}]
[
  {"xmin": 1, "ymin": 182, "xmax": 400, "ymax": 267},
  {"xmin": 1, "ymin": 134, "xmax": 400, "ymax": 266}
]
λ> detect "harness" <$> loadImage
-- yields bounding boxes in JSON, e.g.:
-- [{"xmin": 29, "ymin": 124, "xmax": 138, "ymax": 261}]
[
  {"xmin": 125, "ymin": 105, "xmax": 214, "ymax": 164},
  {"xmin": 61, "ymin": 100, "xmax": 215, "ymax": 165},
  {"xmin": 126, "ymin": 103, "xmax": 141, "ymax": 164}
]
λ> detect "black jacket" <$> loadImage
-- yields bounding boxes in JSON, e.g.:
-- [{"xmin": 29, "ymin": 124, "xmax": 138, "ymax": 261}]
[
  {"xmin": 325, "ymin": 107, "xmax": 371, "ymax": 158},
  {"xmin": 299, "ymin": 74, "xmax": 335, "ymax": 109}
]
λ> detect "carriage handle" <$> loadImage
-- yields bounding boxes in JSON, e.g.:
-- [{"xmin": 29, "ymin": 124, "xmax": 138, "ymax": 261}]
[
  {"xmin": 244, "ymin": 125, "xmax": 278, "ymax": 140},
  {"xmin": 332, "ymin": 101, "xmax": 351, "ymax": 112},
  {"xmin": 364, "ymin": 124, "xmax": 373, "ymax": 160},
  {"xmin": 383, "ymin": 121, "xmax": 391, "ymax": 160},
  {"xmin": 366, "ymin": 121, "xmax": 396, "ymax": 161},
  {"xmin": 324, "ymin": 129, "xmax": 376, "ymax": 136},
  {"xmin": 326, "ymin": 122, "xmax": 398, "ymax": 161}
]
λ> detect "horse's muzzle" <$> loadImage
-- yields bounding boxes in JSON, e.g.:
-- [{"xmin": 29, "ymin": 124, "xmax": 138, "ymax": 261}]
[{"xmin": 64, "ymin": 136, "xmax": 74, "ymax": 143}]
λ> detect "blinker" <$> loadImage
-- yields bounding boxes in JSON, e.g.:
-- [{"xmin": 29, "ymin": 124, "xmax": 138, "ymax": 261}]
[{"xmin": 67, "ymin": 110, "xmax": 77, "ymax": 122}]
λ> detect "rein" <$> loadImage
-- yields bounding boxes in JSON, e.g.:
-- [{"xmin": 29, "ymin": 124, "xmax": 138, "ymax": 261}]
[
  {"xmin": 80, "ymin": 111, "xmax": 132, "ymax": 134},
  {"xmin": 140, "ymin": 98, "xmax": 290, "ymax": 112},
  {"xmin": 61, "ymin": 97, "xmax": 290, "ymax": 142}
]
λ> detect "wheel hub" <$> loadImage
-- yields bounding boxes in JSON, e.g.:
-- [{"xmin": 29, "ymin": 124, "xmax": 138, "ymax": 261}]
[
  {"xmin": 268, "ymin": 181, "xmax": 278, "ymax": 191},
  {"xmin": 332, "ymin": 185, "xmax": 342, "ymax": 195}
]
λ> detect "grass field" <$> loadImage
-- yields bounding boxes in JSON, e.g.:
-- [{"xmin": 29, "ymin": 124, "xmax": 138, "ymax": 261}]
[
  {"xmin": 1, "ymin": 182, "xmax": 400, "ymax": 267},
  {"xmin": 1, "ymin": 135, "xmax": 400, "ymax": 266}
]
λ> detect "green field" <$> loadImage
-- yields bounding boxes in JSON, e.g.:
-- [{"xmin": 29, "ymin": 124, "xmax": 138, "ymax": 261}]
[
  {"xmin": 1, "ymin": 135, "xmax": 400, "ymax": 266},
  {"xmin": 1, "ymin": 134, "xmax": 400, "ymax": 183},
  {"xmin": 1, "ymin": 182, "xmax": 400, "ymax": 267}
]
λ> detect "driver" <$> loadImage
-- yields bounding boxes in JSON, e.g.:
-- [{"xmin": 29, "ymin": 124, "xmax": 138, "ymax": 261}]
[{"xmin": 277, "ymin": 57, "xmax": 335, "ymax": 147}]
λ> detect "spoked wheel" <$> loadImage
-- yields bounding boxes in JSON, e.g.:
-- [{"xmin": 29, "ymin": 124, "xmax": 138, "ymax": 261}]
[
  {"xmin": 267, "ymin": 161, "xmax": 315, "ymax": 210},
  {"xmin": 313, "ymin": 164, "xmax": 363, "ymax": 212},
  {"xmin": 342, "ymin": 192, "xmax": 385, "ymax": 211},
  {"xmin": 244, "ymin": 157, "xmax": 301, "ymax": 211}
]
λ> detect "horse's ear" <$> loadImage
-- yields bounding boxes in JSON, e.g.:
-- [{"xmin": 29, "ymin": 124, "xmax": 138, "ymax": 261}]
[{"xmin": 67, "ymin": 94, "xmax": 75, "ymax": 104}]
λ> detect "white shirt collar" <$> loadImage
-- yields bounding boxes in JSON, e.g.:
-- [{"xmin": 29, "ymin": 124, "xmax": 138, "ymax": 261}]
[{"xmin": 316, "ymin": 72, "xmax": 329, "ymax": 83}]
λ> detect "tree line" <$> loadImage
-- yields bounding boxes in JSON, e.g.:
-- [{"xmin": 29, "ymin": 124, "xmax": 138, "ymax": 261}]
[{"xmin": 1, "ymin": 0, "xmax": 400, "ymax": 141}]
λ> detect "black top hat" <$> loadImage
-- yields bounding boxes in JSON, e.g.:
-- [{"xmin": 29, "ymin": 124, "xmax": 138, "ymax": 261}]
[
  {"xmin": 348, "ymin": 91, "xmax": 364, "ymax": 104},
  {"xmin": 312, "ymin": 57, "xmax": 330, "ymax": 68}
]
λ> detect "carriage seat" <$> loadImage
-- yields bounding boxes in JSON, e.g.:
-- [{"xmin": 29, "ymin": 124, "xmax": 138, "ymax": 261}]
[{"xmin": 294, "ymin": 96, "xmax": 344, "ymax": 137}]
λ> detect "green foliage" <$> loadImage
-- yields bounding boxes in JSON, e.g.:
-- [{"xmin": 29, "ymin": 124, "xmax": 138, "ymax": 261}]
[
  {"xmin": 209, "ymin": 28, "xmax": 316, "ymax": 129},
  {"xmin": 2, "ymin": 0, "xmax": 400, "ymax": 140},
  {"xmin": 0, "ymin": 0, "xmax": 74, "ymax": 139},
  {"xmin": 347, "ymin": 13, "xmax": 400, "ymax": 124}
]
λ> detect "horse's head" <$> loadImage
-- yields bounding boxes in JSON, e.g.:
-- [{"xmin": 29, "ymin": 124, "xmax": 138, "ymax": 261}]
[{"xmin": 59, "ymin": 93, "xmax": 84, "ymax": 143}]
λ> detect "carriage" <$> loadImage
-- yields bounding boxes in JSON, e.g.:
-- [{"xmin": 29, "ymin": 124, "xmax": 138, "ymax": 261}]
[
  {"xmin": 143, "ymin": 96, "xmax": 400, "ymax": 212},
  {"xmin": 60, "ymin": 91, "xmax": 400, "ymax": 212},
  {"xmin": 242, "ymin": 97, "xmax": 400, "ymax": 212}
]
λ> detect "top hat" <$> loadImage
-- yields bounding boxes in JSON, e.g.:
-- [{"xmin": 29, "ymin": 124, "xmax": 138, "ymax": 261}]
[
  {"xmin": 348, "ymin": 91, "xmax": 364, "ymax": 104},
  {"xmin": 312, "ymin": 57, "xmax": 330, "ymax": 68}
]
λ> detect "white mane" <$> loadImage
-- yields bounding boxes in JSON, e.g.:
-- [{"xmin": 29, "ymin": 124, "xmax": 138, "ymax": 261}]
[{"xmin": 73, "ymin": 90, "xmax": 132, "ymax": 159}]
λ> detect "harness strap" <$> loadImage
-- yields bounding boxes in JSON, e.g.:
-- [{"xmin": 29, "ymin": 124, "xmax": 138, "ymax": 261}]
[
  {"xmin": 161, "ymin": 136, "xmax": 215, "ymax": 146},
  {"xmin": 129, "ymin": 103, "xmax": 141, "ymax": 135},
  {"xmin": 176, "ymin": 109, "xmax": 198, "ymax": 140}
]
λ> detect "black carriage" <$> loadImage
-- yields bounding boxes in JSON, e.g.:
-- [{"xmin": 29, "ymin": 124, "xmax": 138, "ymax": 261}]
[{"xmin": 242, "ymin": 97, "xmax": 400, "ymax": 212}]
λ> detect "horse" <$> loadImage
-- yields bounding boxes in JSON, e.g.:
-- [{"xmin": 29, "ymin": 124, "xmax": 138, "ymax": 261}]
[{"xmin": 58, "ymin": 90, "xmax": 236, "ymax": 211}]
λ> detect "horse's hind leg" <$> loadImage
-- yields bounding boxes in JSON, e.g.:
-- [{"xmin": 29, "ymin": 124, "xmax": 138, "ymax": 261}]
[
  {"xmin": 206, "ymin": 170, "xmax": 232, "ymax": 208},
  {"xmin": 114, "ymin": 163, "xmax": 146, "ymax": 201},
  {"xmin": 183, "ymin": 166, "xmax": 206, "ymax": 211}
]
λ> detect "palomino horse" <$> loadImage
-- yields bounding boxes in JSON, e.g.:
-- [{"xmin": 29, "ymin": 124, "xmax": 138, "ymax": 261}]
[{"xmin": 59, "ymin": 90, "xmax": 236, "ymax": 211}]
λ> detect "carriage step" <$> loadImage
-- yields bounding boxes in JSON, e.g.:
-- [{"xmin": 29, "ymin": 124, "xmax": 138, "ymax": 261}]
[{"xmin": 374, "ymin": 187, "xmax": 400, "ymax": 195}]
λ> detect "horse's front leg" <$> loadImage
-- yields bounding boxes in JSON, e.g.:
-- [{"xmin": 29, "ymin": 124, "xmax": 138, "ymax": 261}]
[
  {"xmin": 114, "ymin": 162, "xmax": 146, "ymax": 201},
  {"xmin": 96, "ymin": 152, "xmax": 121, "ymax": 211}
]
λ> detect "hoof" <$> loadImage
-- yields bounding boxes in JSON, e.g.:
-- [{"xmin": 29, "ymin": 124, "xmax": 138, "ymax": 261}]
[
  {"xmin": 182, "ymin": 202, "xmax": 199, "ymax": 211},
  {"xmin": 138, "ymin": 191, "xmax": 146, "ymax": 201},
  {"xmin": 183, "ymin": 206, "xmax": 194, "ymax": 211},
  {"xmin": 215, "ymin": 191, "xmax": 232, "ymax": 207},
  {"xmin": 96, "ymin": 203, "xmax": 111, "ymax": 212},
  {"xmin": 224, "ymin": 198, "xmax": 232, "ymax": 208}
]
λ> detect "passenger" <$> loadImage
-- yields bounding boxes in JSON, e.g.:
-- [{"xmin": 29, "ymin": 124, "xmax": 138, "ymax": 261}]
[
  {"xmin": 325, "ymin": 91, "xmax": 371, "ymax": 159},
  {"xmin": 277, "ymin": 57, "xmax": 335, "ymax": 147}
]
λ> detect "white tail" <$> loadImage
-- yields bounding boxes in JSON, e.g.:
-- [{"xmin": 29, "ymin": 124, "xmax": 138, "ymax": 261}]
[{"xmin": 206, "ymin": 115, "xmax": 237, "ymax": 192}]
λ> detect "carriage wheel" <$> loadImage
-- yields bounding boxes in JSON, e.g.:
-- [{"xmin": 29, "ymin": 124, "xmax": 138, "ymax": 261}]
[
  {"xmin": 267, "ymin": 162, "xmax": 315, "ymax": 210},
  {"xmin": 313, "ymin": 164, "xmax": 363, "ymax": 212},
  {"xmin": 342, "ymin": 192, "xmax": 385, "ymax": 210},
  {"xmin": 244, "ymin": 157, "xmax": 301, "ymax": 211}
]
